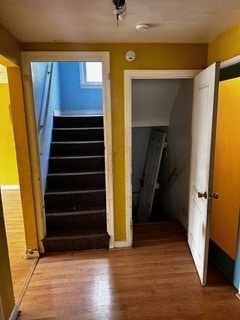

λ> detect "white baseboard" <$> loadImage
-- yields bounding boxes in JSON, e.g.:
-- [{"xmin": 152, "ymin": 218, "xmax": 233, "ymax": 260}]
[
  {"xmin": 54, "ymin": 110, "xmax": 103, "ymax": 116},
  {"xmin": 114, "ymin": 240, "xmax": 131, "ymax": 248},
  {"xmin": 9, "ymin": 305, "xmax": 19, "ymax": 320},
  {"xmin": 1, "ymin": 185, "xmax": 19, "ymax": 190}
]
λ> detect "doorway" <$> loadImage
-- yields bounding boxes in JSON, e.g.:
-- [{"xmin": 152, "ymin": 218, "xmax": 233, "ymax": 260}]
[
  {"xmin": 0, "ymin": 64, "xmax": 35, "ymax": 303},
  {"xmin": 124, "ymin": 67, "xmax": 240, "ymax": 293},
  {"xmin": 209, "ymin": 67, "xmax": 240, "ymax": 290},
  {"xmin": 131, "ymin": 78, "xmax": 193, "ymax": 224},
  {"xmin": 124, "ymin": 69, "xmax": 199, "ymax": 247},
  {"xmin": 21, "ymin": 51, "xmax": 114, "ymax": 250}
]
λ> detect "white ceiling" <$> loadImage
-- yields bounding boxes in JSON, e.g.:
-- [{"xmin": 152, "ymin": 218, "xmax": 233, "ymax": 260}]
[
  {"xmin": 0, "ymin": 0, "xmax": 240, "ymax": 43},
  {"xmin": 132, "ymin": 79, "xmax": 182, "ymax": 127}
]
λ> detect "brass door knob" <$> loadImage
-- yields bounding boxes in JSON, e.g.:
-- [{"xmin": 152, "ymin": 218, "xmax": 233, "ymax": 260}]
[{"xmin": 209, "ymin": 192, "xmax": 219, "ymax": 199}]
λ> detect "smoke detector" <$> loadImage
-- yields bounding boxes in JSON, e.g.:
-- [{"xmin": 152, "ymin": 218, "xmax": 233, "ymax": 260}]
[{"xmin": 136, "ymin": 24, "xmax": 149, "ymax": 32}]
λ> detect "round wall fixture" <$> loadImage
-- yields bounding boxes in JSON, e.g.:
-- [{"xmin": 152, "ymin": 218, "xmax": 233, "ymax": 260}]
[
  {"xmin": 126, "ymin": 51, "xmax": 136, "ymax": 61},
  {"xmin": 136, "ymin": 23, "xmax": 149, "ymax": 32}
]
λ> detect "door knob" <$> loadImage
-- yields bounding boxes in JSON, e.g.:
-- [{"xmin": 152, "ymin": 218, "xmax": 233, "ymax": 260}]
[
  {"xmin": 209, "ymin": 192, "xmax": 219, "ymax": 199},
  {"xmin": 198, "ymin": 191, "xmax": 207, "ymax": 199}
]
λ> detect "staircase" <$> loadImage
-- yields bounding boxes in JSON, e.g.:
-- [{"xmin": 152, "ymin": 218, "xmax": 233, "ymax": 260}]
[{"xmin": 42, "ymin": 115, "xmax": 110, "ymax": 253}]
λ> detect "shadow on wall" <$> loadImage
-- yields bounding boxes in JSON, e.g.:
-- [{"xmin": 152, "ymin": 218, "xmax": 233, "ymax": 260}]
[{"xmin": 156, "ymin": 79, "xmax": 194, "ymax": 226}]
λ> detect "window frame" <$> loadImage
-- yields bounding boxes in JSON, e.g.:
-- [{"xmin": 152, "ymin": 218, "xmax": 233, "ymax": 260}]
[{"xmin": 79, "ymin": 61, "xmax": 103, "ymax": 89}]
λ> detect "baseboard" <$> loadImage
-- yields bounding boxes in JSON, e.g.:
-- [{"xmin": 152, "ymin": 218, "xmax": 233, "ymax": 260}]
[
  {"xmin": 114, "ymin": 240, "xmax": 131, "ymax": 248},
  {"xmin": 209, "ymin": 239, "xmax": 235, "ymax": 285},
  {"xmin": 54, "ymin": 110, "xmax": 103, "ymax": 116},
  {"xmin": 179, "ymin": 210, "xmax": 188, "ymax": 230},
  {"xmin": 0, "ymin": 185, "xmax": 20, "ymax": 190},
  {"xmin": 9, "ymin": 305, "xmax": 19, "ymax": 320}
]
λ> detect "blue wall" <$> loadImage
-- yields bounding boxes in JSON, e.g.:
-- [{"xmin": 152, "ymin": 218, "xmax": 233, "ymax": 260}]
[
  {"xmin": 31, "ymin": 62, "xmax": 49, "ymax": 127},
  {"xmin": 31, "ymin": 62, "xmax": 61, "ymax": 191},
  {"xmin": 234, "ymin": 216, "xmax": 240, "ymax": 290},
  {"xmin": 59, "ymin": 62, "xmax": 103, "ymax": 113}
]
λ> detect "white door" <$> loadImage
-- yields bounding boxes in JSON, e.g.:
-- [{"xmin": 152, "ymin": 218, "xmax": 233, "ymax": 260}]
[
  {"xmin": 188, "ymin": 63, "xmax": 219, "ymax": 285},
  {"xmin": 137, "ymin": 129, "xmax": 166, "ymax": 222}
]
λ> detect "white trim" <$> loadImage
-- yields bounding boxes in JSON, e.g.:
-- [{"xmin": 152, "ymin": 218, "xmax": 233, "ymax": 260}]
[
  {"xmin": 54, "ymin": 110, "xmax": 103, "ymax": 116},
  {"xmin": 124, "ymin": 69, "xmax": 200, "ymax": 247},
  {"xmin": 114, "ymin": 240, "xmax": 129, "ymax": 248},
  {"xmin": 0, "ymin": 185, "xmax": 19, "ymax": 190},
  {"xmin": 21, "ymin": 51, "xmax": 114, "ymax": 249},
  {"xmin": 220, "ymin": 54, "xmax": 240, "ymax": 69},
  {"xmin": 8, "ymin": 305, "xmax": 19, "ymax": 320}
]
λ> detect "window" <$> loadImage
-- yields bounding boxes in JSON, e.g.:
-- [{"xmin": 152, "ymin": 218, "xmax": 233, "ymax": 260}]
[{"xmin": 80, "ymin": 62, "xmax": 102, "ymax": 88}]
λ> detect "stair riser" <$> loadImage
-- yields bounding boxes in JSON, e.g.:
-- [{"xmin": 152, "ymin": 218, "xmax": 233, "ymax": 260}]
[
  {"xmin": 44, "ymin": 115, "xmax": 108, "ymax": 253},
  {"xmin": 50, "ymin": 142, "xmax": 104, "ymax": 157},
  {"xmin": 54, "ymin": 116, "xmax": 103, "ymax": 128},
  {"xmin": 47, "ymin": 173, "xmax": 105, "ymax": 189},
  {"xmin": 46, "ymin": 212, "xmax": 106, "ymax": 231},
  {"xmin": 52, "ymin": 129, "xmax": 104, "ymax": 142},
  {"xmin": 45, "ymin": 191, "xmax": 106, "ymax": 211},
  {"xmin": 43, "ymin": 234, "xmax": 110, "ymax": 253},
  {"xmin": 48, "ymin": 157, "xmax": 105, "ymax": 173}
]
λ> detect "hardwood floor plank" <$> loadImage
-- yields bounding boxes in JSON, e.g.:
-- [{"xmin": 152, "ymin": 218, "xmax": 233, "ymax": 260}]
[
  {"xmin": 2, "ymin": 189, "xmax": 37, "ymax": 304},
  {"xmin": 18, "ymin": 222, "xmax": 240, "ymax": 319}
]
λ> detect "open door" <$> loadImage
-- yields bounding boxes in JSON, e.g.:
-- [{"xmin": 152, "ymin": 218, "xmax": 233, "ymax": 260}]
[
  {"xmin": 188, "ymin": 63, "xmax": 219, "ymax": 285},
  {"xmin": 137, "ymin": 129, "xmax": 166, "ymax": 222}
]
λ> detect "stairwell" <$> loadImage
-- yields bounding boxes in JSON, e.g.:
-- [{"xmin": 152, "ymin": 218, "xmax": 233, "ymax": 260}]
[{"xmin": 42, "ymin": 115, "xmax": 110, "ymax": 253}]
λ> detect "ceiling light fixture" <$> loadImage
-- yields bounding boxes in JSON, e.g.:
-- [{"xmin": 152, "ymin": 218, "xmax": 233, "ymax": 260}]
[
  {"xmin": 136, "ymin": 24, "xmax": 149, "ymax": 32},
  {"xmin": 112, "ymin": 0, "xmax": 126, "ymax": 22}
]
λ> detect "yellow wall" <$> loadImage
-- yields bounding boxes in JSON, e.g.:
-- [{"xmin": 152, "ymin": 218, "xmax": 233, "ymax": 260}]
[
  {"xmin": 21, "ymin": 42, "xmax": 208, "ymax": 240},
  {"xmin": 207, "ymin": 22, "xmax": 240, "ymax": 260},
  {"xmin": 15, "ymin": 30, "xmax": 240, "ymax": 243},
  {"xmin": 210, "ymin": 78, "xmax": 240, "ymax": 259},
  {"xmin": 208, "ymin": 23, "xmax": 240, "ymax": 65},
  {"xmin": 0, "ymin": 23, "xmax": 21, "ymax": 66},
  {"xmin": 0, "ymin": 23, "xmax": 21, "ymax": 320},
  {"xmin": 7, "ymin": 68, "xmax": 39, "ymax": 250},
  {"xmin": 0, "ymin": 83, "xmax": 19, "ymax": 185}
]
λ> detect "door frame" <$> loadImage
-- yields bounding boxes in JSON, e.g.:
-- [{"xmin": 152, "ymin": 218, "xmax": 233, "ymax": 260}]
[
  {"xmin": 124, "ymin": 69, "xmax": 200, "ymax": 247},
  {"xmin": 21, "ymin": 51, "xmax": 114, "ymax": 250}
]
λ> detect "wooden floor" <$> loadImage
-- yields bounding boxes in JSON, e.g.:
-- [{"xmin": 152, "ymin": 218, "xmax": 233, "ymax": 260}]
[
  {"xmin": 18, "ymin": 221, "xmax": 240, "ymax": 320},
  {"xmin": 2, "ymin": 189, "xmax": 37, "ymax": 304}
]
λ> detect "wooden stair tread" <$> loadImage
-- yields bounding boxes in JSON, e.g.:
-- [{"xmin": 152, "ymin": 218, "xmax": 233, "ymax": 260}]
[
  {"xmin": 49, "ymin": 155, "xmax": 104, "ymax": 160},
  {"xmin": 45, "ymin": 208, "xmax": 106, "ymax": 216},
  {"xmin": 45, "ymin": 227, "xmax": 108, "ymax": 238},
  {"xmin": 51, "ymin": 140, "xmax": 104, "ymax": 144},
  {"xmin": 45, "ymin": 188, "xmax": 105, "ymax": 195},
  {"xmin": 53, "ymin": 127, "xmax": 104, "ymax": 130},
  {"xmin": 47, "ymin": 171, "xmax": 105, "ymax": 177}
]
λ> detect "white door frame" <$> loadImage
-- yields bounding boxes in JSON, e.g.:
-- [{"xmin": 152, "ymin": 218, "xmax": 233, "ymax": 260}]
[
  {"xmin": 124, "ymin": 69, "xmax": 200, "ymax": 247},
  {"xmin": 21, "ymin": 51, "xmax": 114, "ymax": 251}
]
